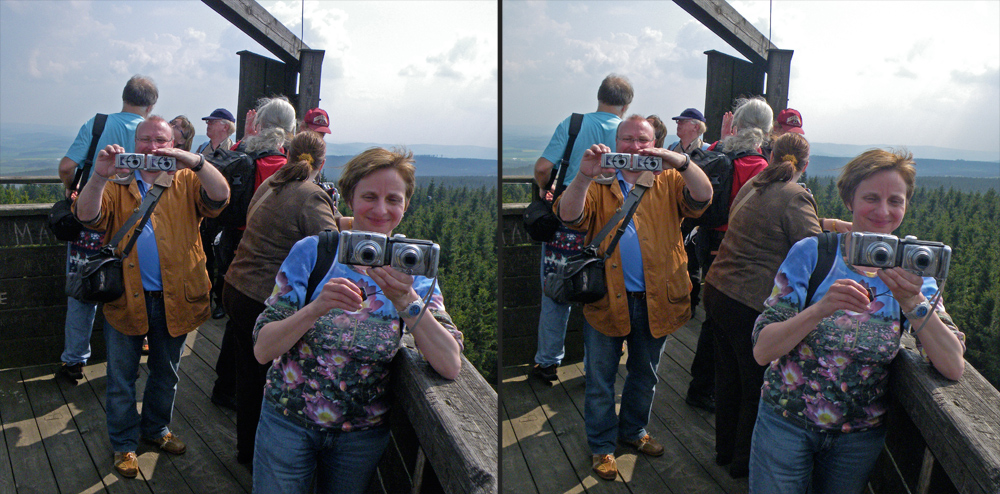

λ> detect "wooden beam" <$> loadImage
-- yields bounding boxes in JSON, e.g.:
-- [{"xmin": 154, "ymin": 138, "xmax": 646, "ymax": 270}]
[
  {"xmin": 765, "ymin": 48, "xmax": 794, "ymax": 114},
  {"xmin": 673, "ymin": 0, "xmax": 776, "ymax": 65},
  {"xmin": 297, "ymin": 49, "xmax": 326, "ymax": 117},
  {"xmin": 202, "ymin": 0, "xmax": 307, "ymax": 66}
]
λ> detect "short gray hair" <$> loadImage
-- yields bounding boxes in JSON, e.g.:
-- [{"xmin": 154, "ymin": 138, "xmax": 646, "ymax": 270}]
[
  {"xmin": 721, "ymin": 96, "xmax": 773, "ymax": 154},
  {"xmin": 244, "ymin": 96, "xmax": 296, "ymax": 153}
]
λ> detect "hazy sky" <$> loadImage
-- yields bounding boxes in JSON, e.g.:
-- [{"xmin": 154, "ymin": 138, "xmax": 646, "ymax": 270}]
[
  {"xmin": 503, "ymin": 1, "xmax": 1000, "ymax": 156},
  {"xmin": 0, "ymin": 0, "xmax": 498, "ymax": 151}
]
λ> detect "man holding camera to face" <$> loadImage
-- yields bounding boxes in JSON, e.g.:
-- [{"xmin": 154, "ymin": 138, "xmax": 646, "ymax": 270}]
[
  {"xmin": 555, "ymin": 115, "xmax": 713, "ymax": 481},
  {"xmin": 73, "ymin": 116, "xmax": 230, "ymax": 479}
]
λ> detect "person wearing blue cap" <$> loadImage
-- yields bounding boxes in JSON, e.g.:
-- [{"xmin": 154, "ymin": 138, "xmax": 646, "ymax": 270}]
[
  {"xmin": 196, "ymin": 108, "xmax": 236, "ymax": 155},
  {"xmin": 668, "ymin": 108, "xmax": 709, "ymax": 155}
]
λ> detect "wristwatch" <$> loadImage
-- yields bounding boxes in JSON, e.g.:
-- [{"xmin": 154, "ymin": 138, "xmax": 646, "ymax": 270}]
[
  {"xmin": 402, "ymin": 298, "xmax": 425, "ymax": 318},
  {"xmin": 904, "ymin": 300, "xmax": 932, "ymax": 320}
]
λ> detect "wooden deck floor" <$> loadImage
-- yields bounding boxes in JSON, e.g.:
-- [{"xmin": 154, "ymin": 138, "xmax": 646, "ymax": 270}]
[
  {"xmin": 0, "ymin": 316, "xmax": 250, "ymax": 494},
  {"xmin": 501, "ymin": 306, "xmax": 750, "ymax": 494}
]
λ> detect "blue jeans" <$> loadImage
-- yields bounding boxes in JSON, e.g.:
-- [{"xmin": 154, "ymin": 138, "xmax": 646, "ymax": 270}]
[
  {"xmin": 253, "ymin": 403, "xmax": 391, "ymax": 494},
  {"xmin": 535, "ymin": 243, "xmax": 572, "ymax": 366},
  {"xmin": 749, "ymin": 401, "xmax": 887, "ymax": 494},
  {"xmin": 104, "ymin": 296, "xmax": 187, "ymax": 453},
  {"xmin": 583, "ymin": 297, "xmax": 667, "ymax": 455},
  {"xmin": 62, "ymin": 244, "xmax": 97, "ymax": 365}
]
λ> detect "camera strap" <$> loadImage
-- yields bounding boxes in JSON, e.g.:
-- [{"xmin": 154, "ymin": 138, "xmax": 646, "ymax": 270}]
[
  {"xmin": 102, "ymin": 183, "xmax": 166, "ymax": 258},
  {"xmin": 583, "ymin": 180, "xmax": 648, "ymax": 259},
  {"xmin": 72, "ymin": 113, "xmax": 108, "ymax": 192},
  {"xmin": 542, "ymin": 113, "xmax": 584, "ymax": 199},
  {"xmin": 306, "ymin": 230, "xmax": 340, "ymax": 305}
]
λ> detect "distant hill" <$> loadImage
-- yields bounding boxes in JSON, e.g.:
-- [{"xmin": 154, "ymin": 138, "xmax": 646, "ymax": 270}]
[{"xmin": 0, "ymin": 123, "xmax": 497, "ymax": 176}]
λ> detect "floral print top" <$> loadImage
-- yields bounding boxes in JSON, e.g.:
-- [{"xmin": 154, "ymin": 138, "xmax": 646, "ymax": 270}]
[
  {"xmin": 253, "ymin": 235, "xmax": 464, "ymax": 432},
  {"xmin": 752, "ymin": 234, "xmax": 964, "ymax": 433}
]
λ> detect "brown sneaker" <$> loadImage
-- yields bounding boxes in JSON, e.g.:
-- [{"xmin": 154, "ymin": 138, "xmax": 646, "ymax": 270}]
[
  {"xmin": 144, "ymin": 432, "xmax": 186, "ymax": 455},
  {"xmin": 621, "ymin": 434, "xmax": 664, "ymax": 457},
  {"xmin": 114, "ymin": 451, "xmax": 138, "ymax": 478},
  {"xmin": 591, "ymin": 454, "xmax": 618, "ymax": 480}
]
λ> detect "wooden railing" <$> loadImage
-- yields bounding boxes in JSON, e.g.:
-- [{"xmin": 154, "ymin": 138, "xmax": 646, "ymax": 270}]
[
  {"xmin": 500, "ymin": 175, "xmax": 999, "ymax": 493},
  {"xmin": 0, "ymin": 184, "xmax": 497, "ymax": 494}
]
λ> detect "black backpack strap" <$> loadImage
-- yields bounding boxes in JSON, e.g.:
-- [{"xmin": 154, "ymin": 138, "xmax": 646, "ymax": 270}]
[
  {"xmin": 549, "ymin": 113, "xmax": 584, "ymax": 197},
  {"xmin": 305, "ymin": 230, "xmax": 340, "ymax": 305},
  {"xmin": 804, "ymin": 232, "xmax": 839, "ymax": 308},
  {"xmin": 74, "ymin": 113, "xmax": 108, "ymax": 190}
]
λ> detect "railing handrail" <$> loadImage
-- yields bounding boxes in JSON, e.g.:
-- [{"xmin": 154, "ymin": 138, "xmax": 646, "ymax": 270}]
[{"xmin": 0, "ymin": 176, "xmax": 62, "ymax": 185}]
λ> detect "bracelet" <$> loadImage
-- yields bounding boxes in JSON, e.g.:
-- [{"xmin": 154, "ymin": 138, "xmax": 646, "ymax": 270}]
[
  {"xmin": 190, "ymin": 155, "xmax": 205, "ymax": 173},
  {"xmin": 676, "ymin": 154, "xmax": 691, "ymax": 173}
]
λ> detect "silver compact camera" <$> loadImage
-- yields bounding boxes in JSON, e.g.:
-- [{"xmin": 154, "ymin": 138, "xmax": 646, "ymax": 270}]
[
  {"xmin": 844, "ymin": 232, "xmax": 951, "ymax": 279},
  {"xmin": 600, "ymin": 153, "xmax": 663, "ymax": 171},
  {"xmin": 115, "ymin": 153, "xmax": 177, "ymax": 171},
  {"xmin": 338, "ymin": 231, "xmax": 440, "ymax": 277}
]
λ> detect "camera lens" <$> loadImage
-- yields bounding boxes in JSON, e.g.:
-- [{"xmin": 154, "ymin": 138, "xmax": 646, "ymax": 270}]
[
  {"xmin": 394, "ymin": 246, "xmax": 420, "ymax": 269},
  {"xmin": 355, "ymin": 240, "xmax": 381, "ymax": 265},
  {"xmin": 909, "ymin": 248, "xmax": 933, "ymax": 271},
  {"xmin": 866, "ymin": 242, "xmax": 893, "ymax": 267}
]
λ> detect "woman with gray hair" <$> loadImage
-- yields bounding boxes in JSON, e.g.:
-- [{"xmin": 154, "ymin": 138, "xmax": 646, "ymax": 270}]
[
  {"xmin": 685, "ymin": 96, "xmax": 772, "ymax": 416},
  {"xmin": 239, "ymin": 95, "xmax": 297, "ymax": 188}
]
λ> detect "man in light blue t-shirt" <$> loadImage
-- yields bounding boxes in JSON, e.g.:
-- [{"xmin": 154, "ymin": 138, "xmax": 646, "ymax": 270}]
[
  {"xmin": 55, "ymin": 75, "xmax": 158, "ymax": 383},
  {"xmin": 529, "ymin": 74, "xmax": 633, "ymax": 382}
]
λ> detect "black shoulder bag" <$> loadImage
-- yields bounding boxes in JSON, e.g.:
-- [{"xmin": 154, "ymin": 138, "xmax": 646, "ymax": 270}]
[
  {"xmin": 48, "ymin": 113, "xmax": 108, "ymax": 241},
  {"xmin": 66, "ymin": 183, "xmax": 166, "ymax": 303},
  {"xmin": 543, "ymin": 180, "xmax": 649, "ymax": 304},
  {"xmin": 523, "ymin": 113, "xmax": 584, "ymax": 243}
]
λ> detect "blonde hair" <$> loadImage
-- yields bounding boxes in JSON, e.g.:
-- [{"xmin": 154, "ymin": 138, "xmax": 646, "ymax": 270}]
[{"xmin": 269, "ymin": 131, "xmax": 325, "ymax": 189}]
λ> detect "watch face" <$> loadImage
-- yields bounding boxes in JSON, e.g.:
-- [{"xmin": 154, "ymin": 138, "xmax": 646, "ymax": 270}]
[
  {"xmin": 407, "ymin": 302, "xmax": 422, "ymax": 317},
  {"xmin": 915, "ymin": 305, "xmax": 929, "ymax": 318}
]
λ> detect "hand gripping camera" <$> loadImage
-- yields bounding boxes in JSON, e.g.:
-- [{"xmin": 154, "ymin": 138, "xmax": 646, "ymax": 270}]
[
  {"xmin": 600, "ymin": 153, "xmax": 663, "ymax": 172},
  {"xmin": 338, "ymin": 231, "xmax": 440, "ymax": 278},
  {"xmin": 844, "ymin": 232, "xmax": 951, "ymax": 279},
  {"xmin": 115, "ymin": 153, "xmax": 177, "ymax": 172}
]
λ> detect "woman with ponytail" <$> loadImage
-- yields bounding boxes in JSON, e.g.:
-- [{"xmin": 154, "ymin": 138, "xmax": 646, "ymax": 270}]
[
  {"xmin": 701, "ymin": 132, "xmax": 826, "ymax": 478},
  {"xmin": 221, "ymin": 130, "xmax": 341, "ymax": 465}
]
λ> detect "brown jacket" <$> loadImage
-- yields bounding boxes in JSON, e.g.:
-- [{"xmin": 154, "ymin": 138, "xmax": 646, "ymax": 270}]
[
  {"xmin": 556, "ymin": 171, "xmax": 709, "ymax": 338},
  {"xmin": 76, "ymin": 170, "xmax": 227, "ymax": 337},
  {"xmin": 706, "ymin": 177, "xmax": 821, "ymax": 311}
]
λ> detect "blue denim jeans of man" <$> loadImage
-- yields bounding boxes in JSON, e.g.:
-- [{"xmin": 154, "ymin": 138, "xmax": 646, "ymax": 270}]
[
  {"xmin": 749, "ymin": 401, "xmax": 887, "ymax": 494},
  {"xmin": 104, "ymin": 296, "xmax": 187, "ymax": 453},
  {"xmin": 62, "ymin": 244, "xmax": 97, "ymax": 366},
  {"xmin": 583, "ymin": 296, "xmax": 667, "ymax": 455},
  {"xmin": 535, "ymin": 243, "xmax": 572, "ymax": 367},
  {"xmin": 253, "ymin": 403, "xmax": 391, "ymax": 494}
]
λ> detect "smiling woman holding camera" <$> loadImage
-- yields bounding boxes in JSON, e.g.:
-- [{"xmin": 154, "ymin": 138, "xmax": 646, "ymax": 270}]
[
  {"xmin": 747, "ymin": 148, "xmax": 966, "ymax": 494},
  {"xmin": 250, "ymin": 147, "xmax": 463, "ymax": 494}
]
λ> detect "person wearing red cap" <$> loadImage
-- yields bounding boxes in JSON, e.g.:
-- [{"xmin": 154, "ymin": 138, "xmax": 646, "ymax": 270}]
[
  {"xmin": 303, "ymin": 108, "xmax": 332, "ymax": 134},
  {"xmin": 775, "ymin": 108, "xmax": 804, "ymax": 136}
]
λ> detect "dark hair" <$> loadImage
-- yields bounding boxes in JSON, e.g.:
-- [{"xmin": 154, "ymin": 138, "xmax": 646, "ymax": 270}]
[
  {"xmin": 170, "ymin": 116, "xmax": 195, "ymax": 151},
  {"xmin": 338, "ymin": 147, "xmax": 416, "ymax": 207},
  {"xmin": 753, "ymin": 133, "xmax": 810, "ymax": 188},
  {"xmin": 270, "ymin": 131, "xmax": 326, "ymax": 189},
  {"xmin": 646, "ymin": 115, "xmax": 667, "ymax": 148},
  {"xmin": 837, "ymin": 148, "xmax": 917, "ymax": 207},
  {"xmin": 597, "ymin": 74, "xmax": 633, "ymax": 107},
  {"xmin": 122, "ymin": 75, "xmax": 158, "ymax": 107}
]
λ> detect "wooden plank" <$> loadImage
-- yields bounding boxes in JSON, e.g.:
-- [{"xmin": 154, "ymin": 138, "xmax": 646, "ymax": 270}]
[
  {"xmin": 20, "ymin": 365, "xmax": 105, "ymax": 494},
  {"xmin": 201, "ymin": 0, "xmax": 307, "ymax": 65},
  {"xmin": 502, "ymin": 244, "xmax": 540, "ymax": 279},
  {"xmin": 0, "ymin": 244, "xmax": 65, "ymax": 278},
  {"xmin": 0, "ymin": 206, "xmax": 62, "ymax": 247},
  {"xmin": 889, "ymin": 336, "xmax": 1000, "ymax": 494},
  {"xmin": 0, "ymin": 306, "xmax": 67, "ymax": 341},
  {"xmin": 179, "ymin": 331, "xmax": 236, "ymax": 423},
  {"xmin": 0, "ymin": 373, "xmax": 16, "ymax": 494},
  {"xmin": 0, "ymin": 275, "xmax": 66, "ymax": 310},
  {"xmin": 765, "ymin": 49, "xmax": 794, "ymax": 114},
  {"xmin": 296, "ymin": 49, "xmax": 325, "ymax": 117},
  {"xmin": 58, "ymin": 361, "xmax": 154, "ymax": 494},
  {"xmin": 0, "ymin": 369, "xmax": 59, "ymax": 494},
  {"xmin": 503, "ymin": 274, "xmax": 542, "ymax": 309},
  {"xmin": 391, "ymin": 335, "xmax": 498, "ymax": 494},
  {"xmin": 672, "ymin": 0, "xmax": 777, "ymax": 64},
  {"xmin": 500, "ymin": 402, "xmax": 536, "ymax": 494},
  {"xmin": 376, "ymin": 405, "xmax": 418, "ymax": 494}
]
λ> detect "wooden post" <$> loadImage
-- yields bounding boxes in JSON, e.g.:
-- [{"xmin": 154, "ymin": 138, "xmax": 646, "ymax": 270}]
[
  {"xmin": 703, "ymin": 50, "xmax": 765, "ymax": 143},
  {"xmin": 297, "ymin": 49, "xmax": 325, "ymax": 118},
  {"xmin": 236, "ymin": 50, "xmax": 298, "ymax": 141},
  {"xmin": 766, "ymin": 49, "xmax": 794, "ymax": 116}
]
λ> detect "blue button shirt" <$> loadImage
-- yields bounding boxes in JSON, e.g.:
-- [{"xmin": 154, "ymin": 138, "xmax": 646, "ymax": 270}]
[
  {"xmin": 133, "ymin": 171, "xmax": 163, "ymax": 291},
  {"xmin": 615, "ymin": 171, "xmax": 645, "ymax": 292}
]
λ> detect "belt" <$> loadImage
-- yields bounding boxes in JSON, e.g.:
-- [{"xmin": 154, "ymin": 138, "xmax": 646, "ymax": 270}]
[
  {"xmin": 626, "ymin": 291, "xmax": 645, "ymax": 299},
  {"xmin": 144, "ymin": 290, "xmax": 163, "ymax": 298}
]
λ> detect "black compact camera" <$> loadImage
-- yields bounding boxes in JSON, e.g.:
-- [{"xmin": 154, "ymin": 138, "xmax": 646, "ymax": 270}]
[
  {"xmin": 115, "ymin": 153, "xmax": 177, "ymax": 171},
  {"xmin": 600, "ymin": 153, "xmax": 663, "ymax": 171},
  {"xmin": 844, "ymin": 232, "xmax": 951, "ymax": 279},
  {"xmin": 338, "ymin": 231, "xmax": 439, "ymax": 277}
]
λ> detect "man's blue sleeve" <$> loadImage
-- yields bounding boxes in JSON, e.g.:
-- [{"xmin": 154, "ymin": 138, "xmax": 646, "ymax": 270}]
[
  {"xmin": 64, "ymin": 117, "xmax": 96, "ymax": 167},
  {"xmin": 539, "ymin": 116, "xmax": 571, "ymax": 165}
]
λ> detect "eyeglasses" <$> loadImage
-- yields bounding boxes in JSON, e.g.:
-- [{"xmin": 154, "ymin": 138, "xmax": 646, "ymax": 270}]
[
  {"xmin": 136, "ymin": 137, "xmax": 173, "ymax": 145},
  {"xmin": 617, "ymin": 137, "xmax": 654, "ymax": 144}
]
